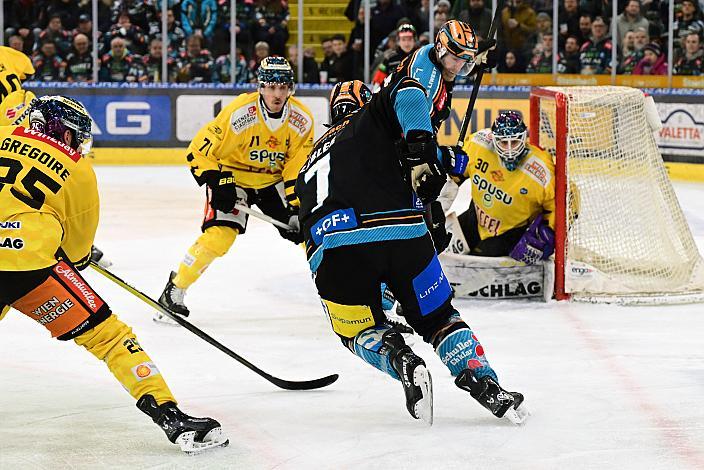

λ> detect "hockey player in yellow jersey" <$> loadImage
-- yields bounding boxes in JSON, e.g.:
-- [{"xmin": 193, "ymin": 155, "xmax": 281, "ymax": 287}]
[
  {"xmin": 0, "ymin": 89, "xmax": 37, "ymax": 126},
  {"xmin": 0, "ymin": 46, "xmax": 34, "ymax": 105},
  {"xmin": 0, "ymin": 96, "xmax": 228, "ymax": 453},
  {"xmin": 446, "ymin": 111, "xmax": 556, "ymax": 264},
  {"xmin": 158, "ymin": 56, "xmax": 314, "ymax": 319}
]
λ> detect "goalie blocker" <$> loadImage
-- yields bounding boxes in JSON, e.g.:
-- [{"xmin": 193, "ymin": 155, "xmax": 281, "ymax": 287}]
[{"xmin": 442, "ymin": 213, "xmax": 554, "ymax": 301}]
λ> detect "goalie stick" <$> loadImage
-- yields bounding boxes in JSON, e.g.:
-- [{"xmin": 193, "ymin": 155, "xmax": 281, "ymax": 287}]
[
  {"xmin": 89, "ymin": 261, "xmax": 339, "ymax": 391},
  {"xmin": 456, "ymin": 1, "xmax": 502, "ymax": 147}
]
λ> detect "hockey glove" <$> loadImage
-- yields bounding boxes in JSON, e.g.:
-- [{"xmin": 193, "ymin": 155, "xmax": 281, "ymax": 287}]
[
  {"xmin": 204, "ymin": 170, "xmax": 238, "ymax": 213},
  {"xmin": 475, "ymin": 39, "xmax": 497, "ymax": 71},
  {"xmin": 399, "ymin": 130, "xmax": 448, "ymax": 204},
  {"xmin": 428, "ymin": 201, "xmax": 452, "ymax": 253},
  {"xmin": 509, "ymin": 216, "xmax": 555, "ymax": 265},
  {"xmin": 439, "ymin": 145, "xmax": 469, "ymax": 177},
  {"xmin": 277, "ymin": 205, "xmax": 303, "ymax": 244}
]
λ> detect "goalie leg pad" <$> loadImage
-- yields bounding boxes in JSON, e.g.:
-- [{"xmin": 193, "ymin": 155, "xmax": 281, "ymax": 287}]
[
  {"xmin": 431, "ymin": 311, "xmax": 497, "ymax": 380},
  {"xmin": 75, "ymin": 314, "xmax": 176, "ymax": 405},
  {"xmin": 174, "ymin": 226, "xmax": 238, "ymax": 289}
]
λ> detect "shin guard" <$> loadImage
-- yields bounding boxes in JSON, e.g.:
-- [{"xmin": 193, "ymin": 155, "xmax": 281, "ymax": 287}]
[
  {"xmin": 351, "ymin": 326, "xmax": 400, "ymax": 380},
  {"xmin": 432, "ymin": 312, "xmax": 497, "ymax": 381},
  {"xmin": 74, "ymin": 314, "xmax": 176, "ymax": 405},
  {"xmin": 174, "ymin": 226, "xmax": 237, "ymax": 289}
]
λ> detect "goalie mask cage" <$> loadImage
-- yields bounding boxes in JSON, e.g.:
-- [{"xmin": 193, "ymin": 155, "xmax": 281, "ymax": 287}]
[{"xmin": 529, "ymin": 86, "xmax": 704, "ymax": 304}]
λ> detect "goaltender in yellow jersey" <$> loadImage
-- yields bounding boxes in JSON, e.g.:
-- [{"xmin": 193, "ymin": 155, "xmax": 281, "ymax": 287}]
[
  {"xmin": 446, "ymin": 111, "xmax": 556, "ymax": 264},
  {"xmin": 157, "ymin": 56, "xmax": 314, "ymax": 320},
  {"xmin": 0, "ymin": 96, "xmax": 227, "ymax": 453}
]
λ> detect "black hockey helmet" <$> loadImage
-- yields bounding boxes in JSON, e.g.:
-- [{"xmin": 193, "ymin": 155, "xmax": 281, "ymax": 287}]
[
  {"xmin": 329, "ymin": 80, "xmax": 372, "ymax": 124},
  {"xmin": 29, "ymin": 95, "xmax": 93, "ymax": 156}
]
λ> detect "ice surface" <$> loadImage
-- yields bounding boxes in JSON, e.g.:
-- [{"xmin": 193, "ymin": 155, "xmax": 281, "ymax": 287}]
[{"xmin": 1, "ymin": 167, "xmax": 703, "ymax": 470}]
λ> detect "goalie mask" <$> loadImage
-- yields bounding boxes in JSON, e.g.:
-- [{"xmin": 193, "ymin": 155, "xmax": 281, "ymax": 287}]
[
  {"xmin": 329, "ymin": 80, "xmax": 372, "ymax": 124},
  {"xmin": 435, "ymin": 20, "xmax": 478, "ymax": 77},
  {"xmin": 491, "ymin": 111, "xmax": 528, "ymax": 171},
  {"xmin": 29, "ymin": 95, "xmax": 93, "ymax": 157}
]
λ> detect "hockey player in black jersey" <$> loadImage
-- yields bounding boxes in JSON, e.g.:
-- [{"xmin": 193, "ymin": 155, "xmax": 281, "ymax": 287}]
[{"xmin": 295, "ymin": 80, "xmax": 528, "ymax": 425}]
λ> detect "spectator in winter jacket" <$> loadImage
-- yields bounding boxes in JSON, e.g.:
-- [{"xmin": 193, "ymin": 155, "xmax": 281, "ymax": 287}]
[
  {"xmin": 619, "ymin": 26, "xmax": 648, "ymax": 74},
  {"xmin": 557, "ymin": 35, "xmax": 581, "ymax": 73},
  {"xmin": 633, "ymin": 42, "xmax": 667, "ymax": 75},
  {"xmin": 498, "ymin": 49, "xmax": 527, "ymax": 72},
  {"xmin": 674, "ymin": 32, "xmax": 704, "ymax": 75},
  {"xmin": 288, "ymin": 45, "xmax": 320, "ymax": 84},
  {"xmin": 181, "ymin": 0, "xmax": 218, "ymax": 41},
  {"xmin": 457, "ymin": 0, "xmax": 492, "ymax": 39},
  {"xmin": 558, "ymin": 0, "xmax": 581, "ymax": 46},
  {"xmin": 108, "ymin": 11, "xmax": 148, "ymax": 55},
  {"xmin": 616, "ymin": 0, "xmax": 650, "ymax": 44},
  {"xmin": 44, "ymin": 0, "xmax": 81, "ymax": 31},
  {"xmin": 370, "ymin": 0, "xmax": 405, "ymax": 51},
  {"xmin": 111, "ymin": 0, "xmax": 159, "ymax": 34},
  {"xmin": 65, "ymin": 33, "xmax": 93, "ymax": 82},
  {"xmin": 527, "ymin": 32, "xmax": 553, "ymax": 73},
  {"xmin": 99, "ymin": 36, "xmax": 141, "ymax": 82},
  {"xmin": 253, "ymin": 0, "xmax": 290, "ymax": 56},
  {"xmin": 32, "ymin": 40, "xmax": 66, "ymax": 81},
  {"xmin": 579, "ymin": 16, "xmax": 613, "ymax": 74},
  {"xmin": 36, "ymin": 14, "xmax": 71, "ymax": 57},
  {"xmin": 500, "ymin": 0, "xmax": 537, "ymax": 57},
  {"xmin": 140, "ymin": 38, "xmax": 179, "ymax": 82},
  {"xmin": 176, "ymin": 34, "xmax": 214, "ymax": 83},
  {"xmin": 674, "ymin": 0, "xmax": 704, "ymax": 55},
  {"xmin": 167, "ymin": 9, "xmax": 187, "ymax": 57}
]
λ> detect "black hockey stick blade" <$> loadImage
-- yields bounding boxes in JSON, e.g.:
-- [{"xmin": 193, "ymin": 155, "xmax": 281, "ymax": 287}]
[{"xmin": 89, "ymin": 262, "xmax": 339, "ymax": 390}]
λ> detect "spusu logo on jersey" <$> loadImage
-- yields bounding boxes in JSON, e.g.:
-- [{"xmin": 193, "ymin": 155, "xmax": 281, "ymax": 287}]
[{"xmin": 472, "ymin": 174, "xmax": 513, "ymax": 205}]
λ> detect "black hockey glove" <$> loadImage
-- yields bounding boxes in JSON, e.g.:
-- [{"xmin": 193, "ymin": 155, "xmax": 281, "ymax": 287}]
[
  {"xmin": 398, "ymin": 130, "xmax": 447, "ymax": 204},
  {"xmin": 475, "ymin": 39, "xmax": 497, "ymax": 71},
  {"xmin": 428, "ymin": 201, "xmax": 451, "ymax": 253},
  {"xmin": 277, "ymin": 205, "xmax": 303, "ymax": 244},
  {"xmin": 204, "ymin": 170, "xmax": 237, "ymax": 213}
]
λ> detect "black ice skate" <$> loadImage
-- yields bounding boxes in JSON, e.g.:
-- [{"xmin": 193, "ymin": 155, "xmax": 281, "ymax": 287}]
[
  {"xmin": 156, "ymin": 271, "xmax": 189, "ymax": 324},
  {"xmin": 383, "ymin": 330, "xmax": 433, "ymax": 425},
  {"xmin": 455, "ymin": 369, "xmax": 529, "ymax": 425},
  {"xmin": 137, "ymin": 394, "xmax": 228, "ymax": 454}
]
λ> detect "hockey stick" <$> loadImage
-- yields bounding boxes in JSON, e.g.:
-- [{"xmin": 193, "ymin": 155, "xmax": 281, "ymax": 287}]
[
  {"xmin": 234, "ymin": 203, "xmax": 294, "ymax": 231},
  {"xmin": 89, "ymin": 261, "xmax": 339, "ymax": 390},
  {"xmin": 456, "ymin": 2, "xmax": 502, "ymax": 147}
]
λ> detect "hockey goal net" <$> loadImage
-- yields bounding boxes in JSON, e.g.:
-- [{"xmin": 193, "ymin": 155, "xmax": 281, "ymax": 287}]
[{"xmin": 529, "ymin": 86, "xmax": 704, "ymax": 304}]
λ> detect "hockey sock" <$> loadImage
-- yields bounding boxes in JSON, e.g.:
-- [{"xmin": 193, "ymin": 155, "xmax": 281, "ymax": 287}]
[
  {"xmin": 174, "ymin": 226, "xmax": 238, "ymax": 289},
  {"xmin": 350, "ymin": 326, "xmax": 400, "ymax": 380},
  {"xmin": 431, "ymin": 311, "xmax": 497, "ymax": 381},
  {"xmin": 380, "ymin": 283, "xmax": 395, "ymax": 311},
  {"xmin": 74, "ymin": 314, "xmax": 176, "ymax": 405}
]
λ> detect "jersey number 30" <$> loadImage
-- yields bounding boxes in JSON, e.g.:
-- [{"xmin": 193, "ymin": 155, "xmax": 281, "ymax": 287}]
[{"xmin": 0, "ymin": 157, "xmax": 61, "ymax": 210}]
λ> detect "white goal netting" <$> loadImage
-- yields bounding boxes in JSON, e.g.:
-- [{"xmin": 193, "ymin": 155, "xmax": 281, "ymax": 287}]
[{"xmin": 533, "ymin": 86, "xmax": 704, "ymax": 304}]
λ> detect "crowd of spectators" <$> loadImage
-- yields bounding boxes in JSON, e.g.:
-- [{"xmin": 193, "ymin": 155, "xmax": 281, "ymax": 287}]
[
  {"xmin": 3, "ymin": 0, "xmax": 291, "ymax": 83},
  {"xmin": 4, "ymin": 0, "xmax": 704, "ymax": 84}
]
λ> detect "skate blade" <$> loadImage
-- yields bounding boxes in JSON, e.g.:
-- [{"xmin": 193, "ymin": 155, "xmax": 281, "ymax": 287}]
[
  {"xmin": 176, "ymin": 428, "xmax": 230, "ymax": 455},
  {"xmin": 503, "ymin": 402, "xmax": 530, "ymax": 425},
  {"xmin": 153, "ymin": 311, "xmax": 179, "ymax": 326},
  {"xmin": 412, "ymin": 365, "xmax": 433, "ymax": 426}
]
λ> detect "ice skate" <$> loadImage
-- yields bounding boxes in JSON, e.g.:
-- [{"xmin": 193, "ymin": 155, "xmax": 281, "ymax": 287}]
[
  {"xmin": 137, "ymin": 394, "xmax": 229, "ymax": 454},
  {"xmin": 156, "ymin": 271, "xmax": 189, "ymax": 324},
  {"xmin": 455, "ymin": 369, "xmax": 529, "ymax": 425},
  {"xmin": 384, "ymin": 331, "xmax": 433, "ymax": 425}
]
